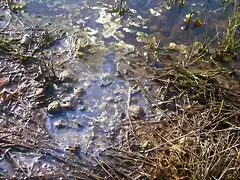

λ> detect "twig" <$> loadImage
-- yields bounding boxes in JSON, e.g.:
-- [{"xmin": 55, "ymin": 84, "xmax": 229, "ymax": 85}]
[{"xmin": 93, "ymin": 156, "xmax": 117, "ymax": 180}]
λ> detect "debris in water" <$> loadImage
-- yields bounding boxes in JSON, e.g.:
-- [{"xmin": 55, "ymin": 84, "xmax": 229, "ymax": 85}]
[
  {"xmin": 193, "ymin": 17, "xmax": 205, "ymax": 28},
  {"xmin": 74, "ymin": 87, "xmax": 86, "ymax": 97},
  {"xmin": 59, "ymin": 70, "xmax": 76, "ymax": 83},
  {"xmin": 54, "ymin": 119, "xmax": 68, "ymax": 130},
  {"xmin": 47, "ymin": 101, "xmax": 62, "ymax": 113},
  {"xmin": 128, "ymin": 105, "xmax": 146, "ymax": 118}
]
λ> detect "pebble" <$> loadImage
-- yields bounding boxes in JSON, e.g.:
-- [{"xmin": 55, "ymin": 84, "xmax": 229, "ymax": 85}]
[
  {"xmin": 61, "ymin": 101, "xmax": 73, "ymax": 109},
  {"xmin": 106, "ymin": 97, "xmax": 117, "ymax": 103},
  {"xmin": 128, "ymin": 105, "xmax": 146, "ymax": 118},
  {"xmin": 47, "ymin": 101, "xmax": 62, "ymax": 113},
  {"xmin": 54, "ymin": 119, "xmax": 68, "ymax": 130},
  {"xmin": 74, "ymin": 87, "xmax": 86, "ymax": 97},
  {"xmin": 59, "ymin": 70, "xmax": 75, "ymax": 83},
  {"xmin": 83, "ymin": 81, "xmax": 92, "ymax": 87}
]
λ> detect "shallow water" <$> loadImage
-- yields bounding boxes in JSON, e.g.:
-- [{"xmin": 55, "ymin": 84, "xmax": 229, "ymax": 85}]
[
  {"xmin": 0, "ymin": 0, "xmax": 235, "ymax": 176},
  {"xmin": 41, "ymin": 0, "xmax": 232, "ymax": 155}
]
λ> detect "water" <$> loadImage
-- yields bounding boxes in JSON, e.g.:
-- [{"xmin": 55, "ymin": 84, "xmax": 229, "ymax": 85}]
[
  {"xmin": 0, "ymin": 0, "xmax": 235, "ymax": 177},
  {"xmin": 41, "ymin": 0, "xmax": 232, "ymax": 154}
]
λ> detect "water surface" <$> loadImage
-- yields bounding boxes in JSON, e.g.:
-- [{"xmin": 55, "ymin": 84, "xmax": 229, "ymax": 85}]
[{"xmin": 0, "ymin": 0, "xmax": 234, "ymax": 177}]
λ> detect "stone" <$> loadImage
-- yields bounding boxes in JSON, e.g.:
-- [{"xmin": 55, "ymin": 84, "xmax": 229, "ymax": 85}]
[
  {"xmin": 60, "ymin": 101, "xmax": 73, "ymax": 110},
  {"xmin": 59, "ymin": 70, "xmax": 75, "ymax": 83},
  {"xmin": 83, "ymin": 81, "xmax": 92, "ymax": 88},
  {"xmin": 128, "ymin": 105, "xmax": 146, "ymax": 118},
  {"xmin": 106, "ymin": 97, "xmax": 117, "ymax": 103},
  {"xmin": 74, "ymin": 87, "xmax": 85, "ymax": 97},
  {"xmin": 69, "ymin": 119, "xmax": 83, "ymax": 128},
  {"xmin": 54, "ymin": 119, "xmax": 68, "ymax": 130},
  {"xmin": 47, "ymin": 101, "xmax": 62, "ymax": 113}
]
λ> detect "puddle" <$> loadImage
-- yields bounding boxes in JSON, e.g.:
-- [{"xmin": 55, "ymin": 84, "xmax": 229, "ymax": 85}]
[
  {"xmin": 0, "ymin": 150, "xmax": 70, "ymax": 178},
  {"xmin": 45, "ymin": 57, "xmax": 150, "ymax": 154},
  {"xmin": 25, "ymin": 0, "xmax": 232, "ymax": 150},
  {"xmin": 38, "ymin": 0, "xmax": 232, "ymax": 155},
  {"xmin": 0, "ymin": 0, "xmax": 236, "ymax": 176}
]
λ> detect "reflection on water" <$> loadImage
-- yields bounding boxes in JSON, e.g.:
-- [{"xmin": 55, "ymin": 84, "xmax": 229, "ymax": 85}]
[
  {"xmin": 26, "ymin": 0, "xmax": 231, "ymax": 153},
  {"xmin": 0, "ymin": 158, "xmax": 14, "ymax": 177},
  {"xmin": 0, "ymin": 0, "xmax": 234, "ymax": 176}
]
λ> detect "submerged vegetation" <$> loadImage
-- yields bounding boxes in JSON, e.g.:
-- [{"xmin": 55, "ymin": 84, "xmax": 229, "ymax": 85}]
[{"xmin": 0, "ymin": 0, "xmax": 240, "ymax": 179}]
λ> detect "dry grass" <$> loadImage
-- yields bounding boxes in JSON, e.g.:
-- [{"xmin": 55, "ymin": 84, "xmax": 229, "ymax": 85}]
[
  {"xmin": 98, "ymin": 5, "xmax": 240, "ymax": 179},
  {"xmin": 0, "ymin": 0, "xmax": 240, "ymax": 179},
  {"xmin": 101, "ymin": 58, "xmax": 240, "ymax": 179}
]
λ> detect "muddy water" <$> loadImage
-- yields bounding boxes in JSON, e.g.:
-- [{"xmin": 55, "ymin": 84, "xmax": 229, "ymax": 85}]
[
  {"xmin": 42, "ymin": 0, "xmax": 231, "ymax": 154},
  {"xmin": 0, "ymin": 0, "xmax": 234, "ymax": 176}
]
